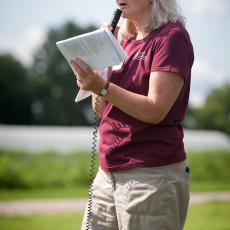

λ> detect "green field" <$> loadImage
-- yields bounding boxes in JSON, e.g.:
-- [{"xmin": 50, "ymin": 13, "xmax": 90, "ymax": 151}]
[
  {"xmin": 0, "ymin": 202, "xmax": 229, "ymax": 230},
  {"xmin": 0, "ymin": 212, "xmax": 83, "ymax": 230},
  {"xmin": 0, "ymin": 187, "xmax": 89, "ymax": 200},
  {"xmin": 0, "ymin": 149, "xmax": 230, "ymax": 200},
  {"xmin": 185, "ymin": 202, "xmax": 230, "ymax": 230},
  {"xmin": 0, "ymin": 149, "xmax": 229, "ymax": 229}
]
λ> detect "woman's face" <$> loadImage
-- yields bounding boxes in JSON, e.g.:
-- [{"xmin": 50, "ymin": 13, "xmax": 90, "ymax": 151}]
[{"xmin": 116, "ymin": 0, "xmax": 152, "ymax": 21}]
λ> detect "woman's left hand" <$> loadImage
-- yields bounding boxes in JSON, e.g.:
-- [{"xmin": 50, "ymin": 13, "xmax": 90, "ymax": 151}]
[{"xmin": 70, "ymin": 58, "xmax": 105, "ymax": 94}]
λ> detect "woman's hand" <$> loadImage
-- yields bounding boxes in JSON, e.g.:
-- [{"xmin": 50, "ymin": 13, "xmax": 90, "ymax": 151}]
[
  {"xmin": 70, "ymin": 58, "xmax": 106, "ymax": 95},
  {"xmin": 102, "ymin": 23, "xmax": 120, "ymax": 39}
]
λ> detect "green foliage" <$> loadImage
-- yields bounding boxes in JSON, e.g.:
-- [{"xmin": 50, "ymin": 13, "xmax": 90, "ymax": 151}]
[
  {"xmin": 0, "ymin": 22, "xmax": 97, "ymax": 126},
  {"xmin": 0, "ymin": 149, "xmax": 229, "ymax": 193},
  {"xmin": 0, "ymin": 54, "xmax": 32, "ymax": 124},
  {"xmin": 187, "ymin": 150, "xmax": 230, "ymax": 181},
  {"xmin": 0, "ymin": 187, "xmax": 88, "ymax": 200},
  {"xmin": 197, "ymin": 83, "xmax": 230, "ymax": 134},
  {"xmin": 0, "ymin": 149, "xmax": 98, "ymax": 190},
  {"xmin": 187, "ymin": 150, "xmax": 230, "ymax": 191},
  {"xmin": 185, "ymin": 82, "xmax": 230, "ymax": 135},
  {"xmin": 29, "ymin": 22, "xmax": 97, "ymax": 125}
]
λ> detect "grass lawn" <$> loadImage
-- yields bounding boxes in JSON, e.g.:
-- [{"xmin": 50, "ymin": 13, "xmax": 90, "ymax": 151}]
[
  {"xmin": 1, "ymin": 181, "xmax": 230, "ymax": 201},
  {"xmin": 0, "ymin": 202, "xmax": 229, "ymax": 229},
  {"xmin": 0, "ymin": 186, "xmax": 89, "ymax": 201},
  {"xmin": 190, "ymin": 180, "xmax": 230, "ymax": 192},
  {"xmin": 0, "ymin": 213, "xmax": 83, "ymax": 230},
  {"xmin": 185, "ymin": 201, "xmax": 230, "ymax": 230},
  {"xmin": 0, "ymin": 149, "xmax": 229, "ymax": 200}
]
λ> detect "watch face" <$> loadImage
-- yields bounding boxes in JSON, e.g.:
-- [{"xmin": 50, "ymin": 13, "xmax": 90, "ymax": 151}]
[{"xmin": 100, "ymin": 88, "xmax": 108, "ymax": 96}]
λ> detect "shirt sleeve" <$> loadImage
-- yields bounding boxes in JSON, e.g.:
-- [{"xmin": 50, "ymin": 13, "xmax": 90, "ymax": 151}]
[{"xmin": 151, "ymin": 29, "xmax": 193, "ymax": 80}]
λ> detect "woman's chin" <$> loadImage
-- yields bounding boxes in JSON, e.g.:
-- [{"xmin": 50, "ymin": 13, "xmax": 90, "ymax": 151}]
[{"xmin": 120, "ymin": 11, "xmax": 132, "ymax": 20}]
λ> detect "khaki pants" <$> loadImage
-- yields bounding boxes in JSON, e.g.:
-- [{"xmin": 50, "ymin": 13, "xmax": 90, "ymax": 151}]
[{"xmin": 81, "ymin": 161, "xmax": 191, "ymax": 230}]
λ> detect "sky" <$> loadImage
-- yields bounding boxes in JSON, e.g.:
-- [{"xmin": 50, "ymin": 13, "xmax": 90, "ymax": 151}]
[{"xmin": 1, "ymin": 0, "xmax": 230, "ymax": 106}]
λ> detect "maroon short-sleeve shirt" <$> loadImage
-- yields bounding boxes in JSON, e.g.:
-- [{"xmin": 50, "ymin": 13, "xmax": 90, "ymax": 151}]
[{"xmin": 99, "ymin": 22, "xmax": 194, "ymax": 171}]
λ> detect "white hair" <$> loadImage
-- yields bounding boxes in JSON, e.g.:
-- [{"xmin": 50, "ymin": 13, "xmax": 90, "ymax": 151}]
[{"xmin": 121, "ymin": 0, "xmax": 185, "ymax": 39}]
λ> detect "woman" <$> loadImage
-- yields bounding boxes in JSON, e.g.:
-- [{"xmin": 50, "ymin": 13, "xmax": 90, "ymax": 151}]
[{"xmin": 71, "ymin": 0, "xmax": 194, "ymax": 229}]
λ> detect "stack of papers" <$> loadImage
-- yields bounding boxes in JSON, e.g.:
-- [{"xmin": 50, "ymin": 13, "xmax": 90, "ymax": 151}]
[{"xmin": 56, "ymin": 28, "xmax": 127, "ymax": 102}]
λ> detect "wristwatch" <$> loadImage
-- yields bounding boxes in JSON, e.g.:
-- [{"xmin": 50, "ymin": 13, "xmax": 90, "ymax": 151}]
[{"xmin": 99, "ymin": 80, "xmax": 110, "ymax": 96}]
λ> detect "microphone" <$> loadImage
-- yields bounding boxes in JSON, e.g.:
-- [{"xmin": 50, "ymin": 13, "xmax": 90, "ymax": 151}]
[{"xmin": 110, "ymin": 8, "xmax": 122, "ymax": 34}]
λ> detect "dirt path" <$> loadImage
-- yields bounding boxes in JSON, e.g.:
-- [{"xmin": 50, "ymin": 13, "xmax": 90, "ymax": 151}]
[{"xmin": 0, "ymin": 192, "xmax": 230, "ymax": 215}]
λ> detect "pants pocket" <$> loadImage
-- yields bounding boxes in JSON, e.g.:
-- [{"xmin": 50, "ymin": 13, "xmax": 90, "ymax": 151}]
[{"xmin": 125, "ymin": 171, "xmax": 167, "ymax": 215}]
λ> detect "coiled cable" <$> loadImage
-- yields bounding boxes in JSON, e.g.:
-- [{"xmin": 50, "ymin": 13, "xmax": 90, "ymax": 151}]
[{"xmin": 85, "ymin": 95, "xmax": 100, "ymax": 230}]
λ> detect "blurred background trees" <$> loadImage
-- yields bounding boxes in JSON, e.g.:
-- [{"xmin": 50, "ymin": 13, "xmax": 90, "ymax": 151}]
[
  {"xmin": 29, "ymin": 22, "xmax": 97, "ymax": 126},
  {"xmin": 184, "ymin": 83, "xmax": 230, "ymax": 134},
  {"xmin": 0, "ymin": 21, "xmax": 97, "ymax": 126},
  {"xmin": 0, "ymin": 21, "xmax": 229, "ymax": 134},
  {"xmin": 0, "ymin": 54, "xmax": 32, "ymax": 124}
]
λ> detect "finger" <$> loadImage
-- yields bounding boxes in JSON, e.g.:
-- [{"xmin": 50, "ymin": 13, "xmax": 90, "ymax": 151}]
[
  {"xmin": 71, "ymin": 58, "xmax": 93, "ymax": 74},
  {"xmin": 75, "ymin": 58, "xmax": 94, "ymax": 75},
  {"xmin": 76, "ymin": 78, "xmax": 82, "ymax": 87},
  {"xmin": 76, "ymin": 75, "xmax": 80, "ymax": 81},
  {"xmin": 76, "ymin": 72, "xmax": 84, "ymax": 81},
  {"xmin": 113, "ymin": 26, "xmax": 120, "ymax": 39},
  {"xmin": 102, "ymin": 23, "xmax": 113, "ymax": 31},
  {"xmin": 70, "ymin": 59, "xmax": 87, "ymax": 76}
]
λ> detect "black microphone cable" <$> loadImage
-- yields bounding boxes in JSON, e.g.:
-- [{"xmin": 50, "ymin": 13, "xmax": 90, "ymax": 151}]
[{"xmin": 85, "ymin": 8, "xmax": 122, "ymax": 230}]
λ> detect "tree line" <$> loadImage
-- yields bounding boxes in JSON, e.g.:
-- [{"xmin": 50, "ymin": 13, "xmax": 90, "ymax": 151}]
[
  {"xmin": 0, "ymin": 22, "xmax": 97, "ymax": 126},
  {"xmin": 0, "ymin": 21, "xmax": 229, "ymax": 135}
]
